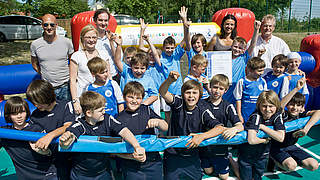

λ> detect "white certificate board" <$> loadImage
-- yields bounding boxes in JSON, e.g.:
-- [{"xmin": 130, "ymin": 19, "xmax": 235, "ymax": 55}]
[{"xmin": 207, "ymin": 51, "xmax": 232, "ymax": 83}]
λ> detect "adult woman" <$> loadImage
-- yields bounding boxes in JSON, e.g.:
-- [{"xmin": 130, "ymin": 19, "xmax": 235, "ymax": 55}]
[
  {"xmin": 207, "ymin": 14, "xmax": 237, "ymax": 51},
  {"xmin": 70, "ymin": 24, "xmax": 112, "ymax": 114}
]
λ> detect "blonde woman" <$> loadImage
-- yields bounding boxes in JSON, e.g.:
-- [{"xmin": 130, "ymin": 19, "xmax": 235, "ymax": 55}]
[{"xmin": 69, "ymin": 24, "xmax": 113, "ymax": 114}]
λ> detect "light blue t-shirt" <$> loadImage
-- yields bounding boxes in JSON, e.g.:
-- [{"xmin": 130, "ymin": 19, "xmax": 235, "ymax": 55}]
[
  {"xmin": 161, "ymin": 44, "xmax": 185, "ymax": 95},
  {"xmin": 223, "ymin": 51, "xmax": 250, "ymax": 104},
  {"xmin": 145, "ymin": 63, "xmax": 166, "ymax": 90},
  {"xmin": 186, "ymin": 48, "xmax": 208, "ymax": 71},
  {"xmin": 285, "ymin": 72, "xmax": 309, "ymax": 105},
  {"xmin": 120, "ymin": 63, "xmax": 158, "ymax": 103}
]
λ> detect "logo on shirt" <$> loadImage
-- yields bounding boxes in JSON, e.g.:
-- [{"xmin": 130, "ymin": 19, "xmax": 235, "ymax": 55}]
[
  {"xmin": 258, "ymin": 84, "xmax": 264, "ymax": 91},
  {"xmin": 105, "ymin": 90, "xmax": 112, "ymax": 97},
  {"xmin": 272, "ymin": 81, "xmax": 279, "ymax": 87}
]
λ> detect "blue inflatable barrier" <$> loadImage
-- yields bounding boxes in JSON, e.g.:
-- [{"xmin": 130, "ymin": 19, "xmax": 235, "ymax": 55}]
[
  {"xmin": 0, "ymin": 99, "xmax": 36, "ymax": 127},
  {"xmin": 0, "ymin": 116, "xmax": 315, "ymax": 153},
  {"xmin": 0, "ymin": 64, "xmax": 40, "ymax": 95},
  {"xmin": 298, "ymin": 52, "xmax": 316, "ymax": 74}
]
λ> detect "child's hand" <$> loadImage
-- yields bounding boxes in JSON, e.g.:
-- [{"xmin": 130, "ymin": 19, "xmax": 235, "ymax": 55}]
[
  {"xmin": 258, "ymin": 48, "xmax": 266, "ymax": 57},
  {"xmin": 263, "ymin": 137, "xmax": 271, "ymax": 144},
  {"xmin": 59, "ymin": 131, "xmax": 75, "ymax": 149},
  {"xmin": 142, "ymin": 35, "xmax": 150, "ymax": 42},
  {"xmin": 133, "ymin": 146, "xmax": 146, "ymax": 162},
  {"xmin": 179, "ymin": 6, "xmax": 188, "ymax": 22},
  {"xmin": 293, "ymin": 129, "xmax": 307, "ymax": 138},
  {"xmin": 106, "ymin": 30, "xmax": 114, "ymax": 41},
  {"xmin": 222, "ymin": 128, "xmax": 238, "ymax": 140},
  {"xmin": 199, "ymin": 76, "xmax": 209, "ymax": 85},
  {"xmin": 113, "ymin": 35, "xmax": 122, "ymax": 46},
  {"xmin": 29, "ymin": 142, "xmax": 52, "ymax": 156},
  {"xmin": 146, "ymin": 119, "xmax": 160, "ymax": 129},
  {"xmin": 254, "ymin": 20, "xmax": 261, "ymax": 30},
  {"xmin": 238, "ymin": 115, "xmax": 244, "ymax": 124},
  {"xmin": 35, "ymin": 134, "xmax": 54, "ymax": 150},
  {"xmin": 296, "ymin": 77, "xmax": 306, "ymax": 90},
  {"xmin": 186, "ymin": 133, "xmax": 204, "ymax": 149},
  {"xmin": 168, "ymin": 71, "xmax": 180, "ymax": 82},
  {"xmin": 297, "ymin": 69, "xmax": 306, "ymax": 77},
  {"xmin": 140, "ymin": 18, "xmax": 148, "ymax": 30}
]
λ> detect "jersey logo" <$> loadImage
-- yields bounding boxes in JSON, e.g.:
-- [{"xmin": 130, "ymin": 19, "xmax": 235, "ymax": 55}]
[
  {"xmin": 258, "ymin": 84, "xmax": 264, "ymax": 91},
  {"xmin": 272, "ymin": 81, "xmax": 279, "ymax": 87},
  {"xmin": 105, "ymin": 90, "xmax": 112, "ymax": 97}
]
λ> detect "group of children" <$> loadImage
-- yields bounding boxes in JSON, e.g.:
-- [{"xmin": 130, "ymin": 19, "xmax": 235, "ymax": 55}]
[{"xmin": 1, "ymin": 6, "xmax": 319, "ymax": 180}]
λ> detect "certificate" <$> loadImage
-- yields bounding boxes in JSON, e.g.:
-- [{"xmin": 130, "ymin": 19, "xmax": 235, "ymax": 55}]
[{"xmin": 207, "ymin": 51, "xmax": 232, "ymax": 83}]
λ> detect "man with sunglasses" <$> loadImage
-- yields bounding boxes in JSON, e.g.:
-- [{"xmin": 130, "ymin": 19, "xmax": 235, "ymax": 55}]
[{"xmin": 30, "ymin": 14, "xmax": 74, "ymax": 101}]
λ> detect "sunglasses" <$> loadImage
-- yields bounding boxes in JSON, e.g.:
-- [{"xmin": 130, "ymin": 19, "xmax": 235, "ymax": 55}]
[{"xmin": 43, "ymin": 23, "xmax": 56, "ymax": 27}]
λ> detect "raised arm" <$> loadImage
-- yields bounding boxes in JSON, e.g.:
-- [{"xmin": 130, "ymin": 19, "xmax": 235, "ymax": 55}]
[
  {"xmin": 280, "ymin": 77, "xmax": 305, "ymax": 109},
  {"xmin": 247, "ymin": 20, "xmax": 261, "ymax": 56},
  {"xmin": 107, "ymin": 30, "xmax": 116, "ymax": 58},
  {"xmin": 113, "ymin": 35, "xmax": 124, "ymax": 73},
  {"xmin": 143, "ymin": 35, "xmax": 161, "ymax": 66},
  {"xmin": 179, "ymin": 6, "xmax": 190, "ymax": 49},
  {"xmin": 138, "ymin": 18, "xmax": 150, "ymax": 53},
  {"xmin": 159, "ymin": 71, "xmax": 179, "ymax": 104}
]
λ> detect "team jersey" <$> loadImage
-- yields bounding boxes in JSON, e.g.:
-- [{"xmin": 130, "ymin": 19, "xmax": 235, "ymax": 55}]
[
  {"xmin": 161, "ymin": 44, "xmax": 185, "ymax": 95},
  {"xmin": 186, "ymin": 48, "xmax": 208, "ymax": 71},
  {"xmin": 87, "ymin": 79, "xmax": 124, "ymax": 117},
  {"xmin": 285, "ymin": 72, "xmax": 309, "ymax": 104},
  {"xmin": 146, "ymin": 63, "xmax": 167, "ymax": 90},
  {"xmin": 233, "ymin": 77, "xmax": 268, "ymax": 122},
  {"xmin": 66, "ymin": 115, "xmax": 124, "ymax": 177},
  {"xmin": 264, "ymin": 71, "xmax": 289, "ymax": 99}
]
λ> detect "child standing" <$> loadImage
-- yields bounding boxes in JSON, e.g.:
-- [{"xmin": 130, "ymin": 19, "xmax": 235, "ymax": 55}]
[
  {"xmin": 223, "ymin": 20, "xmax": 261, "ymax": 104},
  {"xmin": 234, "ymin": 57, "xmax": 267, "ymax": 123},
  {"xmin": 200, "ymin": 74, "xmax": 244, "ymax": 180},
  {"xmin": 269, "ymin": 78, "xmax": 319, "ymax": 172},
  {"xmin": 184, "ymin": 54, "xmax": 210, "ymax": 99},
  {"xmin": 285, "ymin": 52, "xmax": 309, "ymax": 104},
  {"xmin": 59, "ymin": 91, "xmax": 146, "ymax": 180},
  {"xmin": 1, "ymin": 96, "xmax": 57, "ymax": 180},
  {"xmin": 263, "ymin": 54, "xmax": 289, "ymax": 99},
  {"xmin": 87, "ymin": 57, "xmax": 124, "ymax": 117},
  {"xmin": 159, "ymin": 71, "xmax": 224, "ymax": 180},
  {"xmin": 117, "ymin": 81, "xmax": 168, "ymax": 180},
  {"xmin": 238, "ymin": 90, "xmax": 285, "ymax": 180}
]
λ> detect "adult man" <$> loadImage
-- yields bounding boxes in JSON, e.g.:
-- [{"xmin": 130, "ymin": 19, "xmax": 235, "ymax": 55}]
[
  {"xmin": 31, "ymin": 14, "xmax": 74, "ymax": 100},
  {"xmin": 93, "ymin": 8, "xmax": 120, "ymax": 81},
  {"xmin": 250, "ymin": 14, "xmax": 290, "ymax": 73}
]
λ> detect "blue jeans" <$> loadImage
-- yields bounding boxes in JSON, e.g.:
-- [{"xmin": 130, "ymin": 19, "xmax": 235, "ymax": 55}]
[{"xmin": 54, "ymin": 82, "xmax": 71, "ymax": 101}]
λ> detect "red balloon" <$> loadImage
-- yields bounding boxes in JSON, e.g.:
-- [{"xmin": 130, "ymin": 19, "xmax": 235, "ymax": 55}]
[
  {"xmin": 212, "ymin": 8, "xmax": 255, "ymax": 42},
  {"xmin": 300, "ymin": 34, "xmax": 320, "ymax": 88},
  {"xmin": 71, "ymin": 11, "xmax": 117, "ymax": 51}
]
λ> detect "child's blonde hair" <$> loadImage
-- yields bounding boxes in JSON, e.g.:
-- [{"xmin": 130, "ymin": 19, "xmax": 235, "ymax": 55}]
[
  {"xmin": 210, "ymin": 74, "xmax": 230, "ymax": 90},
  {"xmin": 256, "ymin": 90, "xmax": 281, "ymax": 113},
  {"xmin": 80, "ymin": 91, "xmax": 106, "ymax": 114},
  {"xmin": 191, "ymin": 54, "xmax": 208, "ymax": 67},
  {"xmin": 232, "ymin": 36, "xmax": 247, "ymax": 46},
  {"xmin": 87, "ymin": 57, "xmax": 109, "ymax": 75},
  {"xmin": 247, "ymin": 57, "xmax": 266, "ymax": 70}
]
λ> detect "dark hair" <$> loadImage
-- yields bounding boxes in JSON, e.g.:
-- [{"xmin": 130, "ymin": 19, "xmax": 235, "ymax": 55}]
[
  {"xmin": 191, "ymin": 34, "xmax": 207, "ymax": 49},
  {"xmin": 123, "ymin": 81, "xmax": 145, "ymax": 98},
  {"xmin": 93, "ymin": 8, "xmax": 110, "ymax": 22},
  {"xmin": 163, "ymin": 36, "xmax": 176, "ymax": 46},
  {"xmin": 4, "ymin": 96, "xmax": 30, "ymax": 124},
  {"xmin": 288, "ymin": 92, "xmax": 306, "ymax": 107},
  {"xmin": 130, "ymin": 52, "xmax": 149, "ymax": 68},
  {"xmin": 26, "ymin": 80, "xmax": 56, "ymax": 105},
  {"xmin": 272, "ymin": 54, "xmax": 288, "ymax": 68},
  {"xmin": 220, "ymin": 14, "xmax": 237, "ymax": 40},
  {"xmin": 181, "ymin": 80, "xmax": 203, "ymax": 100}
]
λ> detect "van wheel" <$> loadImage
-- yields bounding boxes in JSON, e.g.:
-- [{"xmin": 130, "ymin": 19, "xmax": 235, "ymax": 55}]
[{"xmin": 0, "ymin": 32, "xmax": 7, "ymax": 42}]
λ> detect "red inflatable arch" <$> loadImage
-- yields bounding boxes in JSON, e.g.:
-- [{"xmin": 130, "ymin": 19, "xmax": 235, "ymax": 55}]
[
  {"xmin": 300, "ymin": 34, "xmax": 320, "ymax": 88},
  {"xmin": 212, "ymin": 8, "xmax": 255, "ymax": 42},
  {"xmin": 71, "ymin": 11, "xmax": 117, "ymax": 51}
]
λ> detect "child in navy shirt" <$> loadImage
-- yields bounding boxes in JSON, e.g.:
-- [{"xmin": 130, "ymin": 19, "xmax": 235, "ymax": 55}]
[
  {"xmin": 159, "ymin": 71, "xmax": 224, "ymax": 180},
  {"xmin": 59, "ymin": 91, "xmax": 146, "ymax": 180},
  {"xmin": 285, "ymin": 52, "xmax": 309, "ymax": 104},
  {"xmin": 1, "ymin": 96, "xmax": 57, "ymax": 180},
  {"xmin": 201, "ymin": 74, "xmax": 244, "ymax": 180},
  {"xmin": 117, "ymin": 81, "xmax": 168, "ymax": 180},
  {"xmin": 234, "ymin": 57, "xmax": 268, "ymax": 123},
  {"xmin": 26, "ymin": 79, "xmax": 75, "ymax": 179},
  {"xmin": 238, "ymin": 90, "xmax": 285, "ymax": 180},
  {"xmin": 184, "ymin": 54, "xmax": 210, "ymax": 99},
  {"xmin": 269, "ymin": 78, "xmax": 319, "ymax": 172},
  {"xmin": 264, "ymin": 54, "xmax": 289, "ymax": 99},
  {"xmin": 87, "ymin": 57, "xmax": 124, "ymax": 117}
]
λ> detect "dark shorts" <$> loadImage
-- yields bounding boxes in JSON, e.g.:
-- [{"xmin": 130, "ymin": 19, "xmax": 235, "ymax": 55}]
[
  {"xmin": 201, "ymin": 156, "xmax": 230, "ymax": 175},
  {"xmin": 163, "ymin": 152, "xmax": 202, "ymax": 180},
  {"xmin": 270, "ymin": 145, "xmax": 312, "ymax": 165},
  {"xmin": 70, "ymin": 168, "xmax": 112, "ymax": 180}
]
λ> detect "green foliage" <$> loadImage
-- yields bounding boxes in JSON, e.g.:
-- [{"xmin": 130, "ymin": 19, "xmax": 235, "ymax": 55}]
[{"xmin": 0, "ymin": 0, "xmax": 19, "ymax": 16}]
